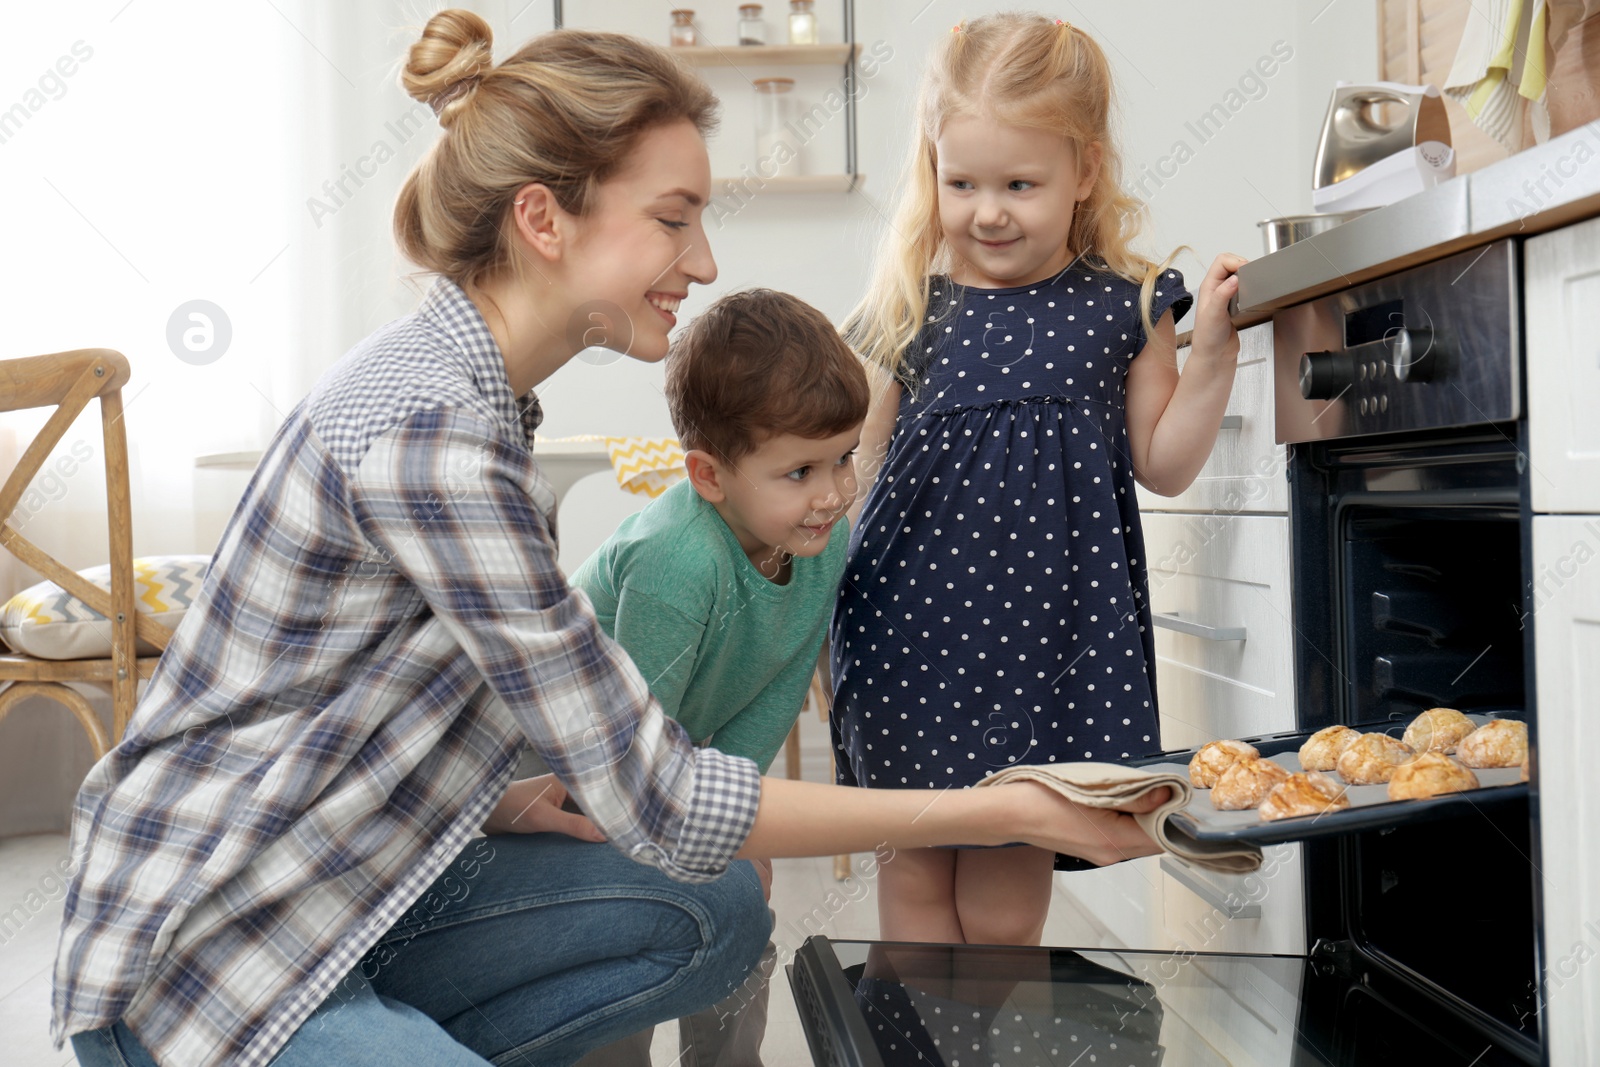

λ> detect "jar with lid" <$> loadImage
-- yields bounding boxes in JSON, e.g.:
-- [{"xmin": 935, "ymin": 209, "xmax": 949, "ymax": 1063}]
[
  {"xmin": 753, "ymin": 77, "xmax": 802, "ymax": 176},
  {"xmin": 787, "ymin": 0, "xmax": 817, "ymax": 45},
  {"xmin": 668, "ymin": 9, "xmax": 698, "ymax": 47},
  {"xmin": 737, "ymin": 3, "xmax": 766, "ymax": 45}
]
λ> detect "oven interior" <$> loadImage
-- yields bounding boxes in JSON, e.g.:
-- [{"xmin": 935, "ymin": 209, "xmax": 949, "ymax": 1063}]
[
  {"xmin": 1338, "ymin": 500, "xmax": 1536, "ymax": 1045},
  {"xmin": 1294, "ymin": 436, "xmax": 1540, "ymax": 1059},
  {"xmin": 1342, "ymin": 505, "xmax": 1524, "ymax": 719}
]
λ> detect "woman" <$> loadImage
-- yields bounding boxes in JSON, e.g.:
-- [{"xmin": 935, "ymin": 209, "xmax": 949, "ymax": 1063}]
[{"xmin": 52, "ymin": 12, "xmax": 1164, "ymax": 1067}]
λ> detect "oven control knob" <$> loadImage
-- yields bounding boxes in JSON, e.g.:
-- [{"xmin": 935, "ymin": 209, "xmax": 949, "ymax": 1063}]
[
  {"xmin": 1389, "ymin": 328, "xmax": 1438, "ymax": 383},
  {"xmin": 1299, "ymin": 351, "xmax": 1353, "ymax": 400}
]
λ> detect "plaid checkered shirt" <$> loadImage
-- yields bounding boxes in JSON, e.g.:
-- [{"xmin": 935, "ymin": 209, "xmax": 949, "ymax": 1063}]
[{"xmin": 49, "ymin": 279, "xmax": 762, "ymax": 1067}]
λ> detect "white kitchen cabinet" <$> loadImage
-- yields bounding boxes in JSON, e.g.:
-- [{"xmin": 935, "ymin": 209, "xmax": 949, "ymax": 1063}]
[
  {"xmin": 1140, "ymin": 512, "xmax": 1298, "ymax": 749},
  {"xmin": 1055, "ymin": 843, "xmax": 1305, "ymax": 958},
  {"xmin": 1527, "ymin": 218, "xmax": 1600, "ymax": 513},
  {"xmin": 1136, "ymin": 322, "xmax": 1287, "ymax": 515},
  {"xmin": 1531, "ymin": 515, "xmax": 1600, "ymax": 1064},
  {"xmin": 1159, "ymin": 844, "xmax": 1304, "ymax": 956},
  {"xmin": 1053, "ymin": 855, "xmax": 1168, "ymax": 950}
]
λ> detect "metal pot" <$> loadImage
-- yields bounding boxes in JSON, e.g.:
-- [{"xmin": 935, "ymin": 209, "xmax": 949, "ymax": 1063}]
[{"xmin": 1257, "ymin": 210, "xmax": 1371, "ymax": 254}]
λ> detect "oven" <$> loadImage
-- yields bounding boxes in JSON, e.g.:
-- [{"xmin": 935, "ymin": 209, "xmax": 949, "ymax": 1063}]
[{"xmin": 1273, "ymin": 237, "xmax": 1540, "ymax": 1062}]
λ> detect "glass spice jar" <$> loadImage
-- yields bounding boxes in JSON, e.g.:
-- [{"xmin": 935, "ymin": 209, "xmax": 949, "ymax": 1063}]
[
  {"xmin": 668, "ymin": 9, "xmax": 698, "ymax": 47},
  {"xmin": 737, "ymin": 3, "xmax": 766, "ymax": 45},
  {"xmin": 753, "ymin": 77, "xmax": 802, "ymax": 176},
  {"xmin": 787, "ymin": 0, "xmax": 816, "ymax": 45}
]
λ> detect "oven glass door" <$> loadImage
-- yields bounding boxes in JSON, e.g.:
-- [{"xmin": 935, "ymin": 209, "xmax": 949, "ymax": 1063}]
[
  {"xmin": 789, "ymin": 938, "xmax": 1532, "ymax": 1066},
  {"xmin": 1331, "ymin": 499, "xmax": 1537, "ymax": 1048}
]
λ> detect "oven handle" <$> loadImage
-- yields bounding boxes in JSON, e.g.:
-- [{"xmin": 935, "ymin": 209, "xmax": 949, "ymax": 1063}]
[
  {"xmin": 1151, "ymin": 611, "xmax": 1247, "ymax": 642},
  {"xmin": 1160, "ymin": 857, "xmax": 1262, "ymax": 919}
]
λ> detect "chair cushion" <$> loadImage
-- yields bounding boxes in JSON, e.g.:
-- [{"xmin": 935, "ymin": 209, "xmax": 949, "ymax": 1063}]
[{"xmin": 0, "ymin": 555, "xmax": 209, "ymax": 660}]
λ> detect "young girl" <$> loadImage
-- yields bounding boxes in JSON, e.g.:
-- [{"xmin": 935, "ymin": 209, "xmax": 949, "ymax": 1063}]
[{"xmin": 832, "ymin": 12, "xmax": 1245, "ymax": 947}]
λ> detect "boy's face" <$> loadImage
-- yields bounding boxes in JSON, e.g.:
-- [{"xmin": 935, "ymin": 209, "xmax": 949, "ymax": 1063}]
[{"xmin": 693, "ymin": 426, "xmax": 862, "ymax": 578}]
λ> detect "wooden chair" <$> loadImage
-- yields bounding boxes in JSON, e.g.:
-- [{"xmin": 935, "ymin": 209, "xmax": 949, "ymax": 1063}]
[{"xmin": 0, "ymin": 349, "xmax": 173, "ymax": 760}]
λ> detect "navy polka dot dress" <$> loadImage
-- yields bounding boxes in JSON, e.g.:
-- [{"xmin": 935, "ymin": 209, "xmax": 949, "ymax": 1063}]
[{"xmin": 831, "ymin": 263, "xmax": 1192, "ymax": 791}]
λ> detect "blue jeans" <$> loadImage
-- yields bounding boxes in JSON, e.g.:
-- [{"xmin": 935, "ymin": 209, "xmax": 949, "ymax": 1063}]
[{"xmin": 70, "ymin": 833, "xmax": 771, "ymax": 1067}]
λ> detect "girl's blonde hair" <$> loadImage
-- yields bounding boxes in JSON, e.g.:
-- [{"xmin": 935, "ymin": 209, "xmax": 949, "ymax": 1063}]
[
  {"xmin": 844, "ymin": 12, "xmax": 1176, "ymax": 384},
  {"xmin": 394, "ymin": 9, "xmax": 719, "ymax": 293}
]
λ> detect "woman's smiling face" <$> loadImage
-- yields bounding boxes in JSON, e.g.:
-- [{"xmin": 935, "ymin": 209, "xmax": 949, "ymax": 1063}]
[{"xmin": 567, "ymin": 119, "xmax": 718, "ymax": 361}]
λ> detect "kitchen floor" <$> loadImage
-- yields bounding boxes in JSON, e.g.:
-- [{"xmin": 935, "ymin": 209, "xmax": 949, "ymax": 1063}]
[{"xmin": 0, "ymin": 712, "xmax": 1113, "ymax": 1066}]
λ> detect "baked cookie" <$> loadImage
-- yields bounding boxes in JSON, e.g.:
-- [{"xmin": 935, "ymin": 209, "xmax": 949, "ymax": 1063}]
[
  {"xmin": 1387, "ymin": 752, "xmax": 1480, "ymax": 800},
  {"xmin": 1212, "ymin": 756, "xmax": 1292, "ymax": 810},
  {"xmin": 1259, "ymin": 771, "xmax": 1350, "ymax": 821},
  {"xmin": 1456, "ymin": 719, "xmax": 1528, "ymax": 769},
  {"xmin": 1189, "ymin": 739, "xmax": 1259, "ymax": 788},
  {"xmin": 1521, "ymin": 753, "xmax": 1530, "ymax": 783},
  {"xmin": 1336, "ymin": 733, "xmax": 1417, "ymax": 785},
  {"xmin": 1299, "ymin": 725, "xmax": 1362, "ymax": 771},
  {"xmin": 1401, "ymin": 707, "xmax": 1477, "ymax": 755}
]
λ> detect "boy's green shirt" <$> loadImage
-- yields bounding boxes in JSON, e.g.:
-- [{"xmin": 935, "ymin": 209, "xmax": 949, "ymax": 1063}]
[{"xmin": 571, "ymin": 478, "xmax": 847, "ymax": 774}]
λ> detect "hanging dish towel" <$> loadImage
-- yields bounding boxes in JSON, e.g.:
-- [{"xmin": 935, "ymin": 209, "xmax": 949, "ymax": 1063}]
[
  {"xmin": 1443, "ymin": 0, "xmax": 1553, "ymax": 150},
  {"xmin": 974, "ymin": 761, "xmax": 1262, "ymax": 874},
  {"xmin": 534, "ymin": 433, "xmax": 686, "ymax": 498}
]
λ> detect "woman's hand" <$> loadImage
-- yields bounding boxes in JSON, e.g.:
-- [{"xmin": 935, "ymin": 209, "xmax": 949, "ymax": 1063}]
[
  {"xmin": 1190, "ymin": 252, "xmax": 1247, "ymax": 364},
  {"xmin": 1011, "ymin": 782, "xmax": 1169, "ymax": 867},
  {"xmin": 751, "ymin": 857, "xmax": 773, "ymax": 902},
  {"xmin": 482, "ymin": 774, "xmax": 606, "ymax": 841}
]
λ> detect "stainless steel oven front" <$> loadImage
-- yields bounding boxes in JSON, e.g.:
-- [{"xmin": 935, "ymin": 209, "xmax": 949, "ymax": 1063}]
[{"xmin": 1273, "ymin": 238, "xmax": 1541, "ymax": 1063}]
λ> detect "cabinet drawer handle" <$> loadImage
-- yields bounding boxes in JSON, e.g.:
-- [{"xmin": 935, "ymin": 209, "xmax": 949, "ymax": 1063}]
[
  {"xmin": 1160, "ymin": 856, "xmax": 1261, "ymax": 919},
  {"xmin": 1152, "ymin": 611, "xmax": 1247, "ymax": 642},
  {"xmin": 1219, "ymin": 414, "xmax": 1243, "ymax": 430}
]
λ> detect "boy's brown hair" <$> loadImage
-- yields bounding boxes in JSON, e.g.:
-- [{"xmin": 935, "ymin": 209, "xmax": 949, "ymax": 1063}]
[{"xmin": 666, "ymin": 288, "xmax": 869, "ymax": 464}]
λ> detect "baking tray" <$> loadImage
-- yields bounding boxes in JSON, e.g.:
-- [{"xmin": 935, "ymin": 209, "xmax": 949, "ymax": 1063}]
[{"xmin": 1130, "ymin": 713, "xmax": 1529, "ymax": 848}]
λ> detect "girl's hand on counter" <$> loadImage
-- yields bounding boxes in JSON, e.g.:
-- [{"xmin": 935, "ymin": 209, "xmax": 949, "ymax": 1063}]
[{"xmin": 1190, "ymin": 252, "xmax": 1247, "ymax": 363}]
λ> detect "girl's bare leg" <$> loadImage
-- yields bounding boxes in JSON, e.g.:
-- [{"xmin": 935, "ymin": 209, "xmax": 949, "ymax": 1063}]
[
  {"xmin": 952, "ymin": 845, "xmax": 1056, "ymax": 947},
  {"xmin": 875, "ymin": 846, "xmax": 963, "ymax": 943}
]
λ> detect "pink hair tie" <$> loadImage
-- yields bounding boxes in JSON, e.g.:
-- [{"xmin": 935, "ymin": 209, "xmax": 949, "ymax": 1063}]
[{"xmin": 951, "ymin": 22, "xmax": 962, "ymax": 33}]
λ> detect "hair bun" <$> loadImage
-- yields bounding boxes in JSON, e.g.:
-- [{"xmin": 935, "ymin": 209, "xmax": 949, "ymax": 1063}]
[{"xmin": 402, "ymin": 9, "xmax": 494, "ymax": 126}]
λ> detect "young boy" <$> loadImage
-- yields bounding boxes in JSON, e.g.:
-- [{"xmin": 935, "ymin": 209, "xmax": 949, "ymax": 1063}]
[{"xmin": 571, "ymin": 287, "xmax": 868, "ymax": 1065}]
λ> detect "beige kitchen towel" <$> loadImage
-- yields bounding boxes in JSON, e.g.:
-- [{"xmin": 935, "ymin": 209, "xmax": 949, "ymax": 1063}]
[
  {"xmin": 1444, "ymin": 0, "xmax": 1543, "ymax": 152},
  {"xmin": 975, "ymin": 762, "xmax": 1262, "ymax": 874}
]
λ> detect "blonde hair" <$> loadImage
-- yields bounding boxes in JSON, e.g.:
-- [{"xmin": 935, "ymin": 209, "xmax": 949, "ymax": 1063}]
[
  {"xmin": 394, "ymin": 10, "xmax": 719, "ymax": 292},
  {"xmin": 844, "ymin": 12, "xmax": 1177, "ymax": 384}
]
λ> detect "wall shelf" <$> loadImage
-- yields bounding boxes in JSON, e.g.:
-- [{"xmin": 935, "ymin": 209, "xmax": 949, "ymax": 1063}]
[
  {"xmin": 669, "ymin": 43, "xmax": 857, "ymax": 67},
  {"xmin": 553, "ymin": 2, "xmax": 860, "ymax": 193},
  {"xmin": 712, "ymin": 174, "xmax": 865, "ymax": 194}
]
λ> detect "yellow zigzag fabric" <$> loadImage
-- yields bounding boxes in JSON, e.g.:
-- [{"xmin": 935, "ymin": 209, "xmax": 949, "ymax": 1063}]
[
  {"xmin": 534, "ymin": 434, "xmax": 687, "ymax": 498},
  {"xmin": 602, "ymin": 436, "xmax": 686, "ymax": 499},
  {"xmin": 1, "ymin": 554, "xmax": 210, "ymax": 659}
]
